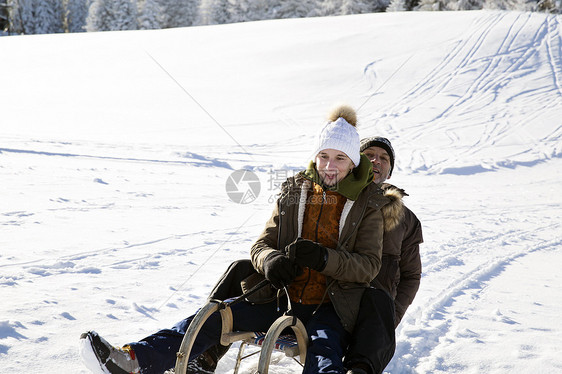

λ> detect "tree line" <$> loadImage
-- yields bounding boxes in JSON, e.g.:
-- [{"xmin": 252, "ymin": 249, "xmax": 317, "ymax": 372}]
[{"xmin": 1, "ymin": 0, "xmax": 560, "ymax": 36}]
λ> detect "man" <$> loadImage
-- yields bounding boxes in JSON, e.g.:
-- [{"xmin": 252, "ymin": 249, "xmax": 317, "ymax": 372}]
[
  {"xmin": 190, "ymin": 137, "xmax": 423, "ymax": 374},
  {"xmin": 344, "ymin": 136, "xmax": 423, "ymax": 374}
]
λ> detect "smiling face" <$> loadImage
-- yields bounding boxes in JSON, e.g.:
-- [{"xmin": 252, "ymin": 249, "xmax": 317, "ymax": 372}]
[
  {"xmin": 362, "ymin": 146, "xmax": 392, "ymax": 184},
  {"xmin": 315, "ymin": 149, "xmax": 355, "ymax": 186}
]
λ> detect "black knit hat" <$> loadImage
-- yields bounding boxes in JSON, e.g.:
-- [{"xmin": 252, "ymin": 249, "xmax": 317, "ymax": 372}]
[{"xmin": 360, "ymin": 136, "xmax": 395, "ymax": 176}]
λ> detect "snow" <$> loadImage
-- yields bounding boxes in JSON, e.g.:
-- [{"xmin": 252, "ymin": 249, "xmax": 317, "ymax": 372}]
[{"xmin": 1, "ymin": 9, "xmax": 561, "ymax": 374}]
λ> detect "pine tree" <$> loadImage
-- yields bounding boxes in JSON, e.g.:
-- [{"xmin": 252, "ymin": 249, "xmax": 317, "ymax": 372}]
[
  {"xmin": 418, "ymin": 0, "xmax": 444, "ymax": 10},
  {"xmin": 537, "ymin": 0, "xmax": 559, "ymax": 12},
  {"xmin": 109, "ymin": 0, "xmax": 137, "ymax": 30},
  {"xmin": 387, "ymin": 0, "xmax": 407, "ymax": 11},
  {"xmin": 317, "ymin": 0, "xmax": 343, "ymax": 16},
  {"xmin": 238, "ymin": 0, "xmax": 269, "ymax": 22},
  {"xmin": 270, "ymin": 0, "xmax": 316, "ymax": 19},
  {"xmin": 156, "ymin": 0, "xmax": 171, "ymax": 27},
  {"xmin": 9, "ymin": 0, "xmax": 35, "ymax": 34},
  {"xmin": 138, "ymin": 0, "xmax": 161, "ymax": 29},
  {"xmin": 159, "ymin": 0, "xmax": 200, "ymax": 28},
  {"xmin": 340, "ymin": 0, "xmax": 375, "ymax": 14},
  {"xmin": 484, "ymin": 0, "xmax": 541, "ymax": 9},
  {"xmin": 227, "ymin": 0, "xmax": 246, "ymax": 22},
  {"xmin": 35, "ymin": 0, "xmax": 64, "ymax": 34},
  {"xmin": 447, "ymin": 0, "xmax": 483, "ymax": 10},
  {"xmin": 482, "ymin": 0, "xmax": 517, "ymax": 9},
  {"xmin": 85, "ymin": 0, "xmax": 111, "ymax": 31},
  {"xmin": 373, "ymin": 0, "xmax": 392, "ymax": 12},
  {"xmin": 1, "ymin": 0, "xmax": 10, "ymax": 32},
  {"xmin": 65, "ymin": 0, "xmax": 89, "ymax": 32},
  {"xmin": 207, "ymin": 0, "xmax": 230, "ymax": 25},
  {"xmin": 86, "ymin": 0, "xmax": 138, "ymax": 31},
  {"xmin": 405, "ymin": 0, "xmax": 421, "ymax": 10}
]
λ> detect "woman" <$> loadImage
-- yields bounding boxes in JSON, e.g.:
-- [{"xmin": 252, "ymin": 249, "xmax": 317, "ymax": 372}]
[{"xmin": 80, "ymin": 105, "xmax": 393, "ymax": 374}]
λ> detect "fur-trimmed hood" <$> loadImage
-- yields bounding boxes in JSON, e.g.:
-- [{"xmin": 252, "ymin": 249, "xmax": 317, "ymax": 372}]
[{"xmin": 380, "ymin": 183, "xmax": 406, "ymax": 232}]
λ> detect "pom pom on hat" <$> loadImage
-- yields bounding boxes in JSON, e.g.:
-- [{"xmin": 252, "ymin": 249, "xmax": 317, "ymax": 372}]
[
  {"xmin": 327, "ymin": 105, "xmax": 357, "ymax": 127},
  {"xmin": 311, "ymin": 105, "xmax": 361, "ymax": 167}
]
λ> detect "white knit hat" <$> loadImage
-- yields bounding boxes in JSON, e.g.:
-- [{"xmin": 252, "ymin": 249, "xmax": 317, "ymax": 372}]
[{"xmin": 311, "ymin": 106, "xmax": 361, "ymax": 167}]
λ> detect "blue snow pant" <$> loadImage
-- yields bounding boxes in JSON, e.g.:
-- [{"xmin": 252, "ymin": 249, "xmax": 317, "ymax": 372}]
[{"xmin": 129, "ymin": 299, "xmax": 350, "ymax": 374}]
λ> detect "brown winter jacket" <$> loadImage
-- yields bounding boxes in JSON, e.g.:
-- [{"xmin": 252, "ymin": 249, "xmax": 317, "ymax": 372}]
[
  {"xmin": 372, "ymin": 183, "xmax": 423, "ymax": 326},
  {"xmin": 251, "ymin": 172, "xmax": 402, "ymax": 332}
]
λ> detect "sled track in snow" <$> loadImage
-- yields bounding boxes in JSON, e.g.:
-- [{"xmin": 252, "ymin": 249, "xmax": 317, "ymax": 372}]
[
  {"xmin": 1, "ymin": 223, "xmax": 261, "ymax": 283},
  {"xmin": 421, "ymin": 221, "xmax": 559, "ymax": 277},
  {"xmin": 433, "ymin": 12, "xmax": 561, "ymax": 169},
  {"xmin": 362, "ymin": 12, "xmax": 562, "ymax": 175},
  {"xmin": 399, "ymin": 241, "xmax": 561, "ymax": 373},
  {"xmin": 390, "ymin": 225, "xmax": 562, "ymax": 373},
  {"xmin": 545, "ymin": 15, "xmax": 562, "ymax": 98},
  {"xmin": 371, "ymin": 11, "xmax": 508, "ymax": 128}
]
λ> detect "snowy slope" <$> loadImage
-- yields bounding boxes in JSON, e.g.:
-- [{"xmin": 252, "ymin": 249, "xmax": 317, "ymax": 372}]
[{"xmin": 1, "ymin": 10, "xmax": 561, "ymax": 373}]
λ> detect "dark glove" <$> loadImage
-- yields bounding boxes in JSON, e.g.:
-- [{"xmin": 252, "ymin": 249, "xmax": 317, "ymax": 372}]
[
  {"xmin": 262, "ymin": 251, "xmax": 300, "ymax": 289},
  {"xmin": 285, "ymin": 238, "xmax": 328, "ymax": 272}
]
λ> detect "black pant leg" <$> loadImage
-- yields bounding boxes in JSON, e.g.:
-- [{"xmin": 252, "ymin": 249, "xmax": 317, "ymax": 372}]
[
  {"xmin": 344, "ymin": 288, "xmax": 396, "ymax": 374},
  {"xmin": 208, "ymin": 259, "xmax": 256, "ymax": 300}
]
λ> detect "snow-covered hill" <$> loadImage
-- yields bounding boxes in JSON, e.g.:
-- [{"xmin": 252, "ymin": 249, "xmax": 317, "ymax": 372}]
[{"xmin": 1, "ymin": 10, "xmax": 561, "ymax": 373}]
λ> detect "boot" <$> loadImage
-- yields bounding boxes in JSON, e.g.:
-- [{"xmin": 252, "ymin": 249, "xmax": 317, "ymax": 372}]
[
  {"xmin": 80, "ymin": 331, "xmax": 140, "ymax": 374},
  {"xmin": 346, "ymin": 369, "xmax": 369, "ymax": 374},
  {"xmin": 346, "ymin": 365, "xmax": 370, "ymax": 374},
  {"xmin": 187, "ymin": 343, "xmax": 231, "ymax": 373}
]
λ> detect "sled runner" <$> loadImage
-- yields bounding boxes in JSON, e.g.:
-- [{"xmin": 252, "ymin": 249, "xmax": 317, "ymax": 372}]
[
  {"xmin": 235, "ymin": 330, "xmax": 302, "ymax": 373},
  {"xmin": 174, "ymin": 281, "xmax": 308, "ymax": 374}
]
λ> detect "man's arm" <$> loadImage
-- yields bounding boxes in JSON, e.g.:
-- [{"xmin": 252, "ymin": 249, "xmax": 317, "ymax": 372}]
[{"xmin": 395, "ymin": 207, "xmax": 423, "ymax": 326}]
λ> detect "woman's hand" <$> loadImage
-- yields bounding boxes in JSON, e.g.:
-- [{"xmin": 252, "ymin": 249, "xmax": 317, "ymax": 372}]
[
  {"xmin": 286, "ymin": 238, "xmax": 328, "ymax": 272},
  {"xmin": 263, "ymin": 252, "xmax": 301, "ymax": 289}
]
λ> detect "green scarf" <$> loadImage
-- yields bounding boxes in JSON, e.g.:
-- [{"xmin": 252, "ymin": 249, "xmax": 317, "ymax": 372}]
[{"xmin": 302, "ymin": 154, "xmax": 374, "ymax": 201}]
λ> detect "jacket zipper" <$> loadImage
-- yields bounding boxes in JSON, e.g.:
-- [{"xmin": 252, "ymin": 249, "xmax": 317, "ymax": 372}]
[
  {"xmin": 276, "ymin": 197, "xmax": 283, "ymax": 252},
  {"xmin": 276, "ymin": 178, "xmax": 294, "ymax": 252},
  {"xmin": 314, "ymin": 190, "xmax": 327, "ymax": 239}
]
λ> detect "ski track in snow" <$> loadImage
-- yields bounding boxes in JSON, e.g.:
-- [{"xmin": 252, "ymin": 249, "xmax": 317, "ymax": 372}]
[
  {"xmin": 392, "ymin": 236, "xmax": 561, "ymax": 373},
  {"xmin": 383, "ymin": 154, "xmax": 562, "ymax": 373},
  {"xmin": 0, "ymin": 142, "xmax": 234, "ymax": 169},
  {"xmin": 362, "ymin": 12, "xmax": 562, "ymax": 176}
]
